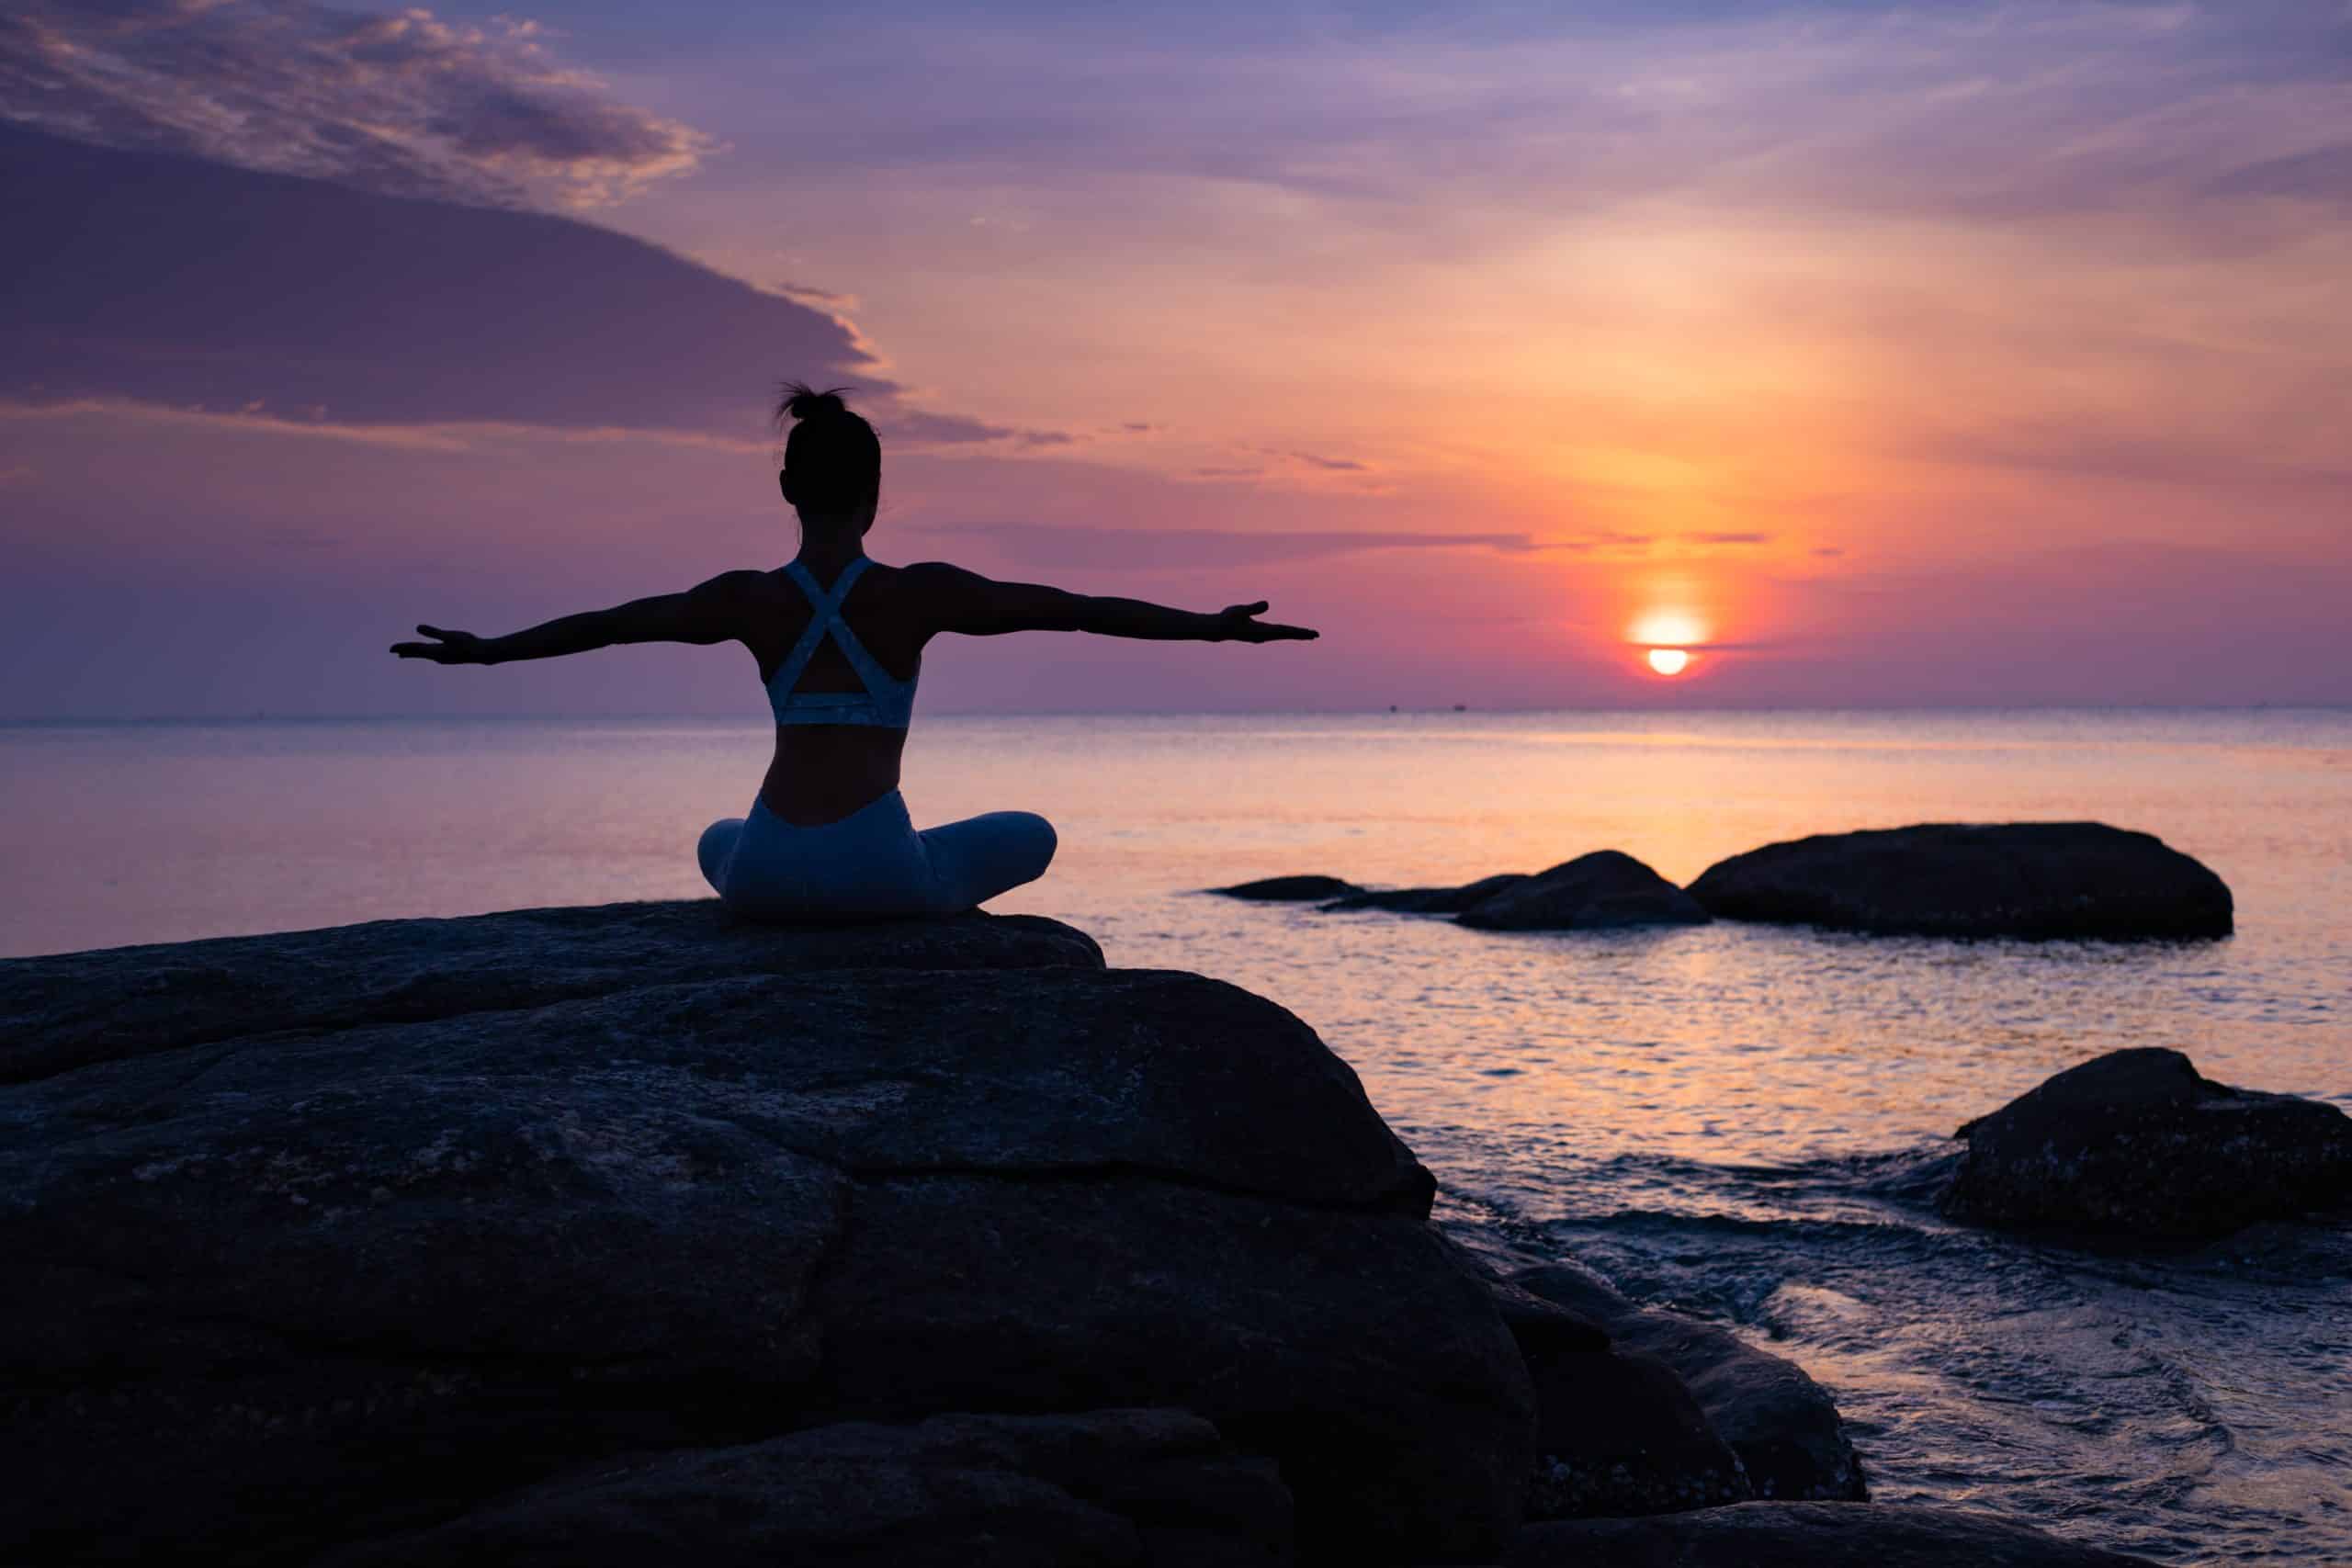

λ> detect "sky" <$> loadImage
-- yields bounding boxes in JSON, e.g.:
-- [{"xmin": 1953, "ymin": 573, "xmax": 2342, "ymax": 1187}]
[{"xmin": 2, "ymin": 0, "xmax": 2347, "ymax": 716}]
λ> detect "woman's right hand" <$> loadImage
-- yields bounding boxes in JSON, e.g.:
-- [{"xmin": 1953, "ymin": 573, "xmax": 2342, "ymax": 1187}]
[
  {"xmin": 390, "ymin": 625, "xmax": 492, "ymax": 664},
  {"xmin": 1212, "ymin": 602, "xmax": 1318, "ymax": 643}
]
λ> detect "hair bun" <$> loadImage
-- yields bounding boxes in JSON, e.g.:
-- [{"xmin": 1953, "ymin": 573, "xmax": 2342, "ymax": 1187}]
[{"xmin": 778, "ymin": 380, "xmax": 853, "ymax": 423}]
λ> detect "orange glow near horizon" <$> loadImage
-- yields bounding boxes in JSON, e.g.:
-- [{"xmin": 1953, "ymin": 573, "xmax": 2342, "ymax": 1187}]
[{"xmin": 1628, "ymin": 608, "xmax": 1709, "ymax": 649}]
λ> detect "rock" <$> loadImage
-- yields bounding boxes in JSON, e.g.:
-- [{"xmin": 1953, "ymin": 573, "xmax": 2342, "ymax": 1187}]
[
  {"xmin": 815, "ymin": 1175, "xmax": 1522, "ymax": 1553},
  {"xmin": 1685, "ymin": 823, "xmax": 2232, "ymax": 940},
  {"xmin": 1512, "ymin": 1265, "xmax": 1866, "ymax": 1503},
  {"xmin": 0, "ymin": 911, "xmax": 1531, "ymax": 1565},
  {"xmin": 1486, "ymin": 1273, "xmax": 1611, "ymax": 1357},
  {"xmin": 1522, "ymin": 1350, "xmax": 1750, "ymax": 1518},
  {"xmin": 317, "ymin": 1409, "xmax": 1292, "ymax": 1568},
  {"xmin": 1457, "ymin": 853, "xmax": 1711, "ymax": 932},
  {"xmin": 1506, "ymin": 1502, "xmax": 2158, "ymax": 1566},
  {"xmin": 1208, "ymin": 874, "xmax": 1363, "ymax": 902},
  {"xmin": 1941, "ymin": 1048, "xmax": 2352, "ymax": 1244},
  {"xmin": 0, "ymin": 899, "xmax": 1104, "ymax": 1085},
  {"xmin": 1321, "ymin": 874, "xmax": 1531, "ymax": 914}
]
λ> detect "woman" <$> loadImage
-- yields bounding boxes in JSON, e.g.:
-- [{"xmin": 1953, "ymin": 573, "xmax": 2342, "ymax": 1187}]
[{"xmin": 392, "ymin": 384, "xmax": 1317, "ymax": 919}]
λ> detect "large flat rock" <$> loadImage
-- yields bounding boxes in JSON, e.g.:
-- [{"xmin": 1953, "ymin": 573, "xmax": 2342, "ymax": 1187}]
[
  {"xmin": 1685, "ymin": 823, "xmax": 2233, "ymax": 940},
  {"xmin": 0, "ymin": 900, "xmax": 1105, "ymax": 1084},
  {"xmin": 0, "ymin": 907, "xmax": 1529, "ymax": 1565},
  {"xmin": 1941, "ymin": 1047, "xmax": 2352, "ymax": 1244}
]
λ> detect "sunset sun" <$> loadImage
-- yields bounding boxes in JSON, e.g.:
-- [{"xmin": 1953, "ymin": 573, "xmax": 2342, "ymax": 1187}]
[{"xmin": 1646, "ymin": 648, "xmax": 1692, "ymax": 676}]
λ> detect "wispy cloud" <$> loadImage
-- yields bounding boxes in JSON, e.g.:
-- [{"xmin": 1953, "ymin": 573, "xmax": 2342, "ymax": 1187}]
[
  {"xmin": 0, "ymin": 0, "xmax": 712, "ymax": 209},
  {"xmin": 1917, "ymin": 424, "xmax": 2352, "ymax": 494},
  {"xmin": 1285, "ymin": 449, "xmax": 1369, "ymax": 472}
]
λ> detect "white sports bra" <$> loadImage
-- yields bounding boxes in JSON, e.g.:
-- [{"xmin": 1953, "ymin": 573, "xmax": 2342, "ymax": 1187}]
[{"xmin": 764, "ymin": 558, "xmax": 917, "ymax": 729}]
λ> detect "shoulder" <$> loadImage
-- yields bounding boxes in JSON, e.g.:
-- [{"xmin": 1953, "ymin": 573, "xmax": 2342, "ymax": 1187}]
[
  {"xmin": 690, "ymin": 568, "xmax": 775, "ymax": 598},
  {"xmin": 890, "ymin": 559, "xmax": 995, "ymax": 604},
  {"xmin": 669, "ymin": 570, "xmax": 777, "ymax": 637},
  {"xmin": 894, "ymin": 559, "xmax": 990, "ymax": 588}
]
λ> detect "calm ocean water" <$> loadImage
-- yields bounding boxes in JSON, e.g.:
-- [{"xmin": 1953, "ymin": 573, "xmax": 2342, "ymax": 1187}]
[{"xmin": 6, "ymin": 709, "xmax": 2348, "ymax": 1562}]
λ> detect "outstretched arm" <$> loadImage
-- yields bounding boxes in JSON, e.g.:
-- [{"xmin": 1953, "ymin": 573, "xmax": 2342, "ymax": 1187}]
[
  {"xmin": 906, "ymin": 563, "xmax": 1317, "ymax": 643},
  {"xmin": 390, "ymin": 572, "xmax": 761, "ymax": 665}
]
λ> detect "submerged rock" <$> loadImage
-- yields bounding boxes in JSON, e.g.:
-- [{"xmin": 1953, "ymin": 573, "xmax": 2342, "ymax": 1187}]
[
  {"xmin": 1209, "ymin": 874, "xmax": 1363, "ymax": 902},
  {"xmin": 1507, "ymin": 1501, "xmax": 2158, "ymax": 1566},
  {"xmin": 1511, "ymin": 1264, "xmax": 1867, "ymax": 1504},
  {"xmin": 1457, "ymin": 852, "xmax": 1711, "ymax": 932},
  {"xmin": 1321, "ymin": 874, "xmax": 1531, "ymax": 914},
  {"xmin": 1941, "ymin": 1047, "xmax": 2352, "ymax": 1244},
  {"xmin": 0, "ymin": 903, "xmax": 1531, "ymax": 1565},
  {"xmin": 1685, "ymin": 822, "xmax": 2233, "ymax": 940},
  {"xmin": 318, "ymin": 1409, "xmax": 1293, "ymax": 1568}
]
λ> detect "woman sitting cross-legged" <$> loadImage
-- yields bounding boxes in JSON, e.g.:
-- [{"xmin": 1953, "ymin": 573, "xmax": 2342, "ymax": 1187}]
[{"xmin": 392, "ymin": 382, "xmax": 1316, "ymax": 919}]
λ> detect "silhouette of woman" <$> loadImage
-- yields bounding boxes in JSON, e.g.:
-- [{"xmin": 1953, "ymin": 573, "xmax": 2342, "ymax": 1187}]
[{"xmin": 392, "ymin": 383, "xmax": 1317, "ymax": 918}]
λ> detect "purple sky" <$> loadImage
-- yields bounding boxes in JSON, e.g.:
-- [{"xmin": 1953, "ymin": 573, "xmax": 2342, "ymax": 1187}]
[{"xmin": 2, "ymin": 0, "xmax": 2347, "ymax": 716}]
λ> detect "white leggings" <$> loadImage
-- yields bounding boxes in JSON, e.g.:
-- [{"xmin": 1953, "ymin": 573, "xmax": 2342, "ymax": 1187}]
[{"xmin": 699, "ymin": 790, "xmax": 1056, "ymax": 919}]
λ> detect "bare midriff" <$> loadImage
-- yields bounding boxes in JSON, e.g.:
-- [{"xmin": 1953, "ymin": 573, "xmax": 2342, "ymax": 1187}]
[{"xmin": 759, "ymin": 724, "xmax": 910, "ymax": 826}]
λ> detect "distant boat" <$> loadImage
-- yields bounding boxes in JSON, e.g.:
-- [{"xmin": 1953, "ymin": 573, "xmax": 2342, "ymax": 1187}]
[{"xmin": 1453, "ymin": 704, "xmax": 1467, "ymax": 712}]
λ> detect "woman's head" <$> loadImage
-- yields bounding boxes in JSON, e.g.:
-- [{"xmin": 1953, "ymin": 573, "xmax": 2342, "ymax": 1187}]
[{"xmin": 775, "ymin": 381, "xmax": 881, "ymax": 525}]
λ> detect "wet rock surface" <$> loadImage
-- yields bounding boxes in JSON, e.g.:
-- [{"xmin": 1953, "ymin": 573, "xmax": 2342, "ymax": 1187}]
[
  {"xmin": 1207, "ymin": 874, "xmax": 1363, "ymax": 902},
  {"xmin": 1685, "ymin": 823, "xmax": 2233, "ymax": 940},
  {"xmin": 0, "ymin": 902, "xmax": 1530, "ymax": 1565},
  {"xmin": 1321, "ymin": 874, "xmax": 1531, "ymax": 914},
  {"xmin": 1456, "ymin": 852, "xmax": 1712, "ymax": 932},
  {"xmin": 1941, "ymin": 1047, "xmax": 2352, "ymax": 1244},
  {"xmin": 1522, "ymin": 1349, "xmax": 1751, "ymax": 1518},
  {"xmin": 1510, "ymin": 1264, "xmax": 1868, "ymax": 1504}
]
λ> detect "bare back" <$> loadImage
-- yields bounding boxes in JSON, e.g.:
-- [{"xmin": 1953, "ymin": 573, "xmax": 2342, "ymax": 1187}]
[{"xmin": 741, "ymin": 559, "xmax": 929, "ymax": 825}]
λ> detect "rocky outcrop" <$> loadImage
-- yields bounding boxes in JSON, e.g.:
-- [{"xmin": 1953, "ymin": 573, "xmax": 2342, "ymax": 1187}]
[
  {"xmin": 1456, "ymin": 852, "xmax": 1711, "ymax": 932},
  {"xmin": 0, "ymin": 899, "xmax": 1103, "ymax": 1085},
  {"xmin": 1511, "ymin": 1265, "xmax": 1867, "ymax": 1503},
  {"xmin": 1488, "ymin": 1268, "xmax": 1756, "ymax": 1518},
  {"xmin": 1685, "ymin": 823, "xmax": 2233, "ymax": 940},
  {"xmin": 317, "ymin": 1409, "xmax": 1293, "ymax": 1568},
  {"xmin": 1209, "ymin": 874, "xmax": 1363, "ymax": 902},
  {"xmin": 1322, "ymin": 874, "xmax": 1530, "ymax": 915},
  {"xmin": 1231, "ymin": 856, "xmax": 1706, "ymax": 931},
  {"xmin": 0, "ymin": 904, "xmax": 1532, "ymax": 1565},
  {"xmin": 1941, "ymin": 1048, "xmax": 2352, "ymax": 1245},
  {"xmin": 1507, "ymin": 1502, "xmax": 2158, "ymax": 1566},
  {"xmin": 1523, "ymin": 1350, "xmax": 1750, "ymax": 1518}
]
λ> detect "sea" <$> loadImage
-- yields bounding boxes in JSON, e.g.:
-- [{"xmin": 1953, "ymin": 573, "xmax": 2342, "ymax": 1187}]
[{"xmin": 5, "ymin": 709, "xmax": 2348, "ymax": 1563}]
